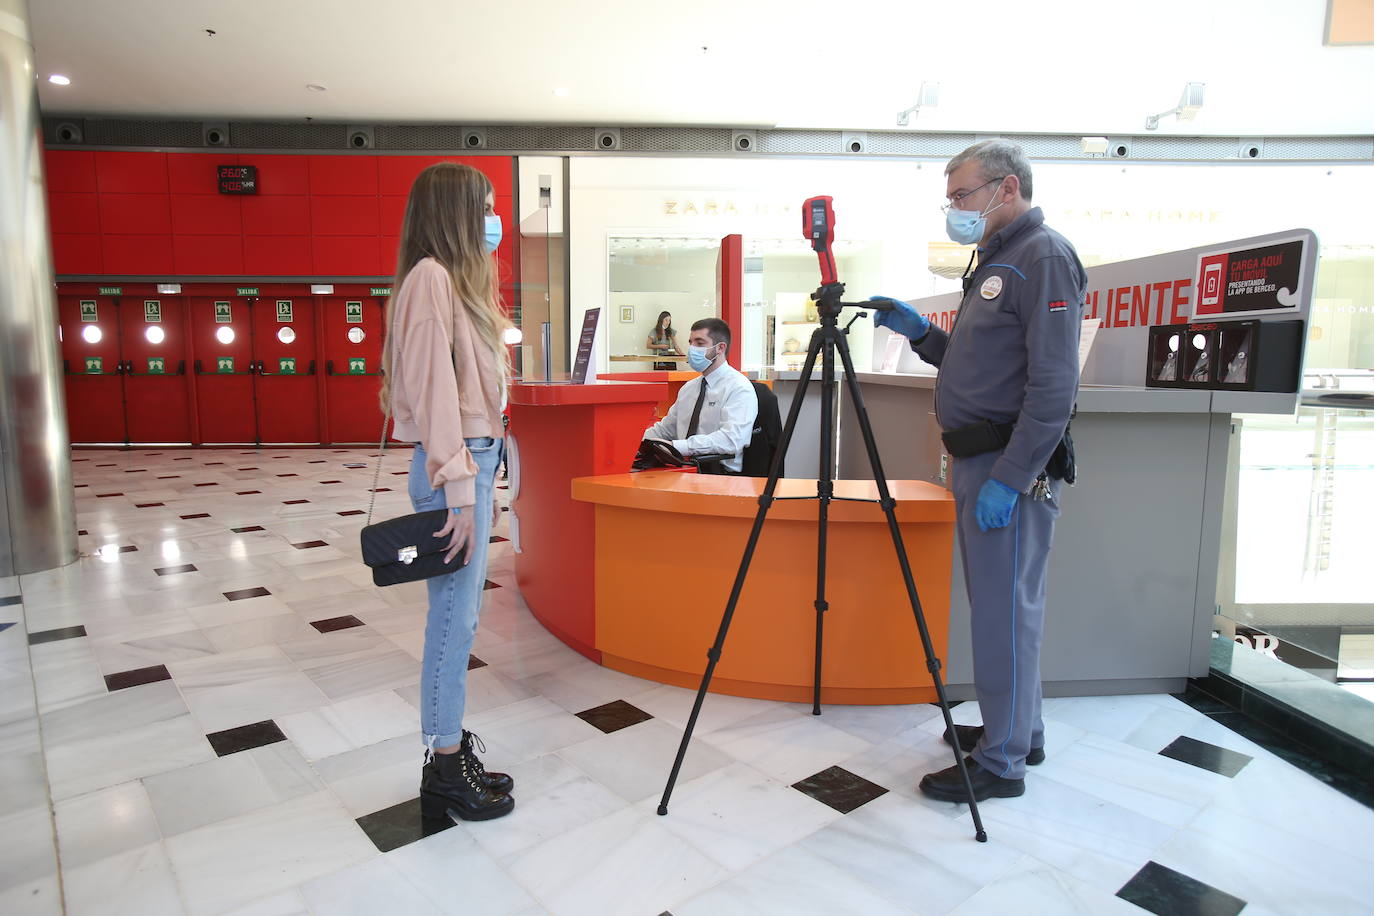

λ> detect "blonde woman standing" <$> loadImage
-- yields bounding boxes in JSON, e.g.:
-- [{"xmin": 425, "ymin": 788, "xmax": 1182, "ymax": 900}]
[{"xmin": 380, "ymin": 162, "xmax": 514, "ymax": 821}]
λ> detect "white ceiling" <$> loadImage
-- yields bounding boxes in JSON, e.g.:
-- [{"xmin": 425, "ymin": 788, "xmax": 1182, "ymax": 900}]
[{"xmin": 28, "ymin": 0, "xmax": 1374, "ymax": 137}]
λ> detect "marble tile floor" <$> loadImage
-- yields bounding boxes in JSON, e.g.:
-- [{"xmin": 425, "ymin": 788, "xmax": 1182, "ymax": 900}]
[{"xmin": 2, "ymin": 448, "xmax": 1373, "ymax": 914}]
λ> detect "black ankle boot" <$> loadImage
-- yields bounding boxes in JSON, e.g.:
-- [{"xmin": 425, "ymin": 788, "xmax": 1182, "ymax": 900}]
[
  {"xmin": 420, "ymin": 748, "xmax": 514, "ymax": 822},
  {"xmin": 460, "ymin": 730, "xmax": 514, "ymax": 795}
]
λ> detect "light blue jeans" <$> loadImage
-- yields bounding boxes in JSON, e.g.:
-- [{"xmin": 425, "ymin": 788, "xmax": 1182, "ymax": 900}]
[{"xmin": 409, "ymin": 438, "xmax": 502, "ymax": 749}]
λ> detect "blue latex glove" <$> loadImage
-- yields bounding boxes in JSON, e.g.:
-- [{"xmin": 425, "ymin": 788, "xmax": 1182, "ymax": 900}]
[
  {"xmin": 869, "ymin": 296, "xmax": 930, "ymax": 341},
  {"xmin": 975, "ymin": 478, "xmax": 1019, "ymax": 532}
]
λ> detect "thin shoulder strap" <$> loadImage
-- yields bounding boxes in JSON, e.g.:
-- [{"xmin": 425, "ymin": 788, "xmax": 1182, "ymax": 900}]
[{"xmin": 366, "ymin": 300, "xmax": 401, "ymax": 526}]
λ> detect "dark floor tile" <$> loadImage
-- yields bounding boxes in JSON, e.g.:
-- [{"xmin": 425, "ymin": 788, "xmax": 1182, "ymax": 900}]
[
  {"xmin": 337, "ymin": 510, "xmax": 365, "ymax": 517},
  {"xmin": 180, "ymin": 513, "xmax": 211, "ymax": 520},
  {"xmin": 135, "ymin": 502, "xmax": 165, "ymax": 508},
  {"xmin": 224, "ymin": 587, "xmax": 271, "ymax": 601},
  {"xmin": 1204, "ymin": 712, "xmax": 1374, "ymax": 808},
  {"xmin": 77, "ymin": 529, "xmax": 88, "ymax": 536},
  {"xmin": 792, "ymin": 766, "xmax": 888, "ymax": 814},
  {"xmin": 356, "ymin": 796, "xmax": 457, "ymax": 853},
  {"xmin": 104, "ymin": 664, "xmax": 172, "ymax": 691},
  {"xmin": 310, "ymin": 459, "xmax": 328, "ymax": 463},
  {"xmin": 206, "ymin": 720, "xmax": 287, "ymax": 757},
  {"xmin": 154, "ymin": 564, "xmax": 198, "ymax": 576},
  {"xmin": 0, "ymin": 623, "xmax": 14, "ymax": 634},
  {"xmin": 96, "ymin": 492, "xmax": 123, "ymax": 498},
  {"xmin": 1159, "ymin": 735, "xmax": 1253, "ymax": 778},
  {"xmin": 174, "ymin": 456, "xmax": 192, "ymax": 460},
  {"xmin": 283, "ymin": 499, "xmax": 310, "ymax": 505},
  {"xmin": 157, "ymin": 475, "xmax": 180, "ymax": 480},
  {"xmin": 1116, "ymin": 861, "xmax": 1245, "ymax": 916},
  {"xmin": 391, "ymin": 471, "xmax": 408, "ymax": 476},
  {"xmin": 96, "ymin": 463, "xmax": 115, "ymax": 467},
  {"xmin": 125, "ymin": 468, "xmax": 147, "ymax": 473},
  {"xmin": 74, "ymin": 484, "xmax": 88, "ymax": 488},
  {"xmin": 1171, "ymin": 686, "xmax": 1234, "ymax": 716},
  {"xmin": 500, "ymin": 506, "xmax": 509, "ymax": 512},
  {"xmin": 73, "ymin": 457, "xmax": 90, "ymax": 461},
  {"xmin": 28, "ymin": 625, "xmax": 87, "ymax": 645},
  {"xmin": 276, "ymin": 473, "xmax": 298, "ymax": 477},
  {"xmin": 273, "ymin": 455, "xmax": 291, "ymax": 459},
  {"xmin": 311, "ymin": 615, "xmax": 365, "ymax": 633},
  {"xmin": 489, "ymin": 536, "xmax": 509, "ymax": 543},
  {"xmin": 292, "ymin": 540, "xmax": 328, "ymax": 549},
  {"xmin": 205, "ymin": 461, "xmax": 224, "ymax": 466},
  {"xmin": 484, "ymin": 580, "xmax": 501, "ymax": 590},
  {"xmin": 116, "ymin": 545, "xmax": 138, "ymax": 553},
  {"xmin": 0, "ymin": 596, "xmax": 20, "ymax": 607},
  {"xmin": 576, "ymin": 699, "xmax": 653, "ymax": 734},
  {"xmin": 344, "ymin": 462, "xmax": 367, "ymax": 469},
  {"xmin": 369, "ymin": 487, "xmax": 392, "ymax": 493},
  {"xmin": 321, "ymin": 480, "xmax": 342, "ymax": 484},
  {"xmin": 468, "ymin": 655, "xmax": 487, "ymax": 670},
  {"xmin": 236, "ymin": 490, "xmax": 262, "ymax": 496},
  {"xmin": 238, "ymin": 467, "xmax": 259, "ymax": 471},
  {"xmin": 232, "ymin": 525, "xmax": 265, "ymax": 533}
]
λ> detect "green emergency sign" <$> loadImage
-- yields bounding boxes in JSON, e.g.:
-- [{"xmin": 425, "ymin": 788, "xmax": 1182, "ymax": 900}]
[
  {"xmin": 147, "ymin": 357, "xmax": 166, "ymax": 374},
  {"xmin": 370, "ymin": 287, "xmax": 391, "ymax": 297},
  {"xmin": 85, "ymin": 356, "xmax": 102, "ymax": 373},
  {"xmin": 80, "ymin": 300, "xmax": 98, "ymax": 322},
  {"xmin": 276, "ymin": 300, "xmax": 293, "ymax": 322},
  {"xmin": 144, "ymin": 300, "xmax": 162, "ymax": 322},
  {"xmin": 236, "ymin": 287, "xmax": 259, "ymax": 296},
  {"xmin": 214, "ymin": 301, "xmax": 233, "ymax": 322},
  {"xmin": 279, "ymin": 358, "xmax": 297, "ymax": 374},
  {"xmin": 348, "ymin": 358, "xmax": 366, "ymax": 374},
  {"xmin": 345, "ymin": 300, "xmax": 364, "ymax": 323},
  {"xmin": 217, "ymin": 356, "xmax": 235, "ymax": 373},
  {"xmin": 98, "ymin": 286, "xmax": 122, "ymax": 296}
]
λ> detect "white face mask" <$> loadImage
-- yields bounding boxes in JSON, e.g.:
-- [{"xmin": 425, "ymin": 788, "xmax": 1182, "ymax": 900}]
[
  {"xmin": 687, "ymin": 343, "xmax": 718, "ymax": 371},
  {"xmin": 944, "ymin": 178, "xmax": 1007, "ymax": 245}
]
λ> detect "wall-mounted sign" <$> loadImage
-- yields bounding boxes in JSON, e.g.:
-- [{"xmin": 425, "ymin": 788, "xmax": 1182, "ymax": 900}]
[
  {"xmin": 217, "ymin": 165, "xmax": 257, "ymax": 195},
  {"xmin": 348, "ymin": 357, "xmax": 366, "ymax": 374},
  {"xmin": 144, "ymin": 300, "xmax": 162, "ymax": 322},
  {"xmin": 345, "ymin": 300, "xmax": 364, "ymax": 323},
  {"xmin": 147, "ymin": 357, "xmax": 166, "ymax": 374},
  {"xmin": 217, "ymin": 356, "xmax": 235, "ymax": 373},
  {"xmin": 276, "ymin": 300, "xmax": 293, "ymax": 323},
  {"xmin": 214, "ymin": 301, "xmax": 232, "ymax": 322},
  {"xmin": 98, "ymin": 286, "xmax": 121, "ymax": 296},
  {"xmin": 279, "ymin": 358, "xmax": 297, "ymax": 374},
  {"xmin": 84, "ymin": 356, "xmax": 102, "ymax": 374},
  {"xmin": 80, "ymin": 300, "xmax": 98, "ymax": 322},
  {"xmin": 236, "ymin": 287, "xmax": 259, "ymax": 296},
  {"xmin": 370, "ymin": 287, "xmax": 392, "ymax": 297}
]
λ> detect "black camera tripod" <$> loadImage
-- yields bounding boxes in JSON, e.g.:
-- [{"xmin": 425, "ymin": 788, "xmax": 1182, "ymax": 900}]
[{"xmin": 654, "ymin": 279, "xmax": 989, "ymax": 843}]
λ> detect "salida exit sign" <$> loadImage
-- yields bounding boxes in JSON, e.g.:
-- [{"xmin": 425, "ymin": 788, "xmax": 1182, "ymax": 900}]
[{"xmin": 218, "ymin": 165, "xmax": 257, "ymax": 194}]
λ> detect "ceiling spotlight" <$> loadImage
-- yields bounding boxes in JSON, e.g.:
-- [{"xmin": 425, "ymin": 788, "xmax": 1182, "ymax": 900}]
[
  {"xmin": 48, "ymin": 74, "xmax": 71, "ymax": 85},
  {"xmin": 306, "ymin": 83, "xmax": 327, "ymax": 92},
  {"xmin": 1145, "ymin": 82, "xmax": 1205, "ymax": 130},
  {"xmin": 897, "ymin": 81, "xmax": 940, "ymax": 126},
  {"xmin": 1080, "ymin": 136, "xmax": 1109, "ymax": 155}
]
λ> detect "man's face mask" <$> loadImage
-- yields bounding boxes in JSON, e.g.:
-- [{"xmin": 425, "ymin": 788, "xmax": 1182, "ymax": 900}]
[
  {"xmin": 944, "ymin": 177, "xmax": 1006, "ymax": 245},
  {"xmin": 687, "ymin": 342, "xmax": 718, "ymax": 371}
]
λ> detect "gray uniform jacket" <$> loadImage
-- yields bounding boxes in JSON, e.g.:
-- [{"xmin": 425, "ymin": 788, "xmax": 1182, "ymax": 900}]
[{"xmin": 913, "ymin": 207, "xmax": 1087, "ymax": 492}]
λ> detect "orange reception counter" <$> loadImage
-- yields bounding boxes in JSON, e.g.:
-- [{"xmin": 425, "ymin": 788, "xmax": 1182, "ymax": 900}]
[{"xmin": 570, "ymin": 472, "xmax": 957, "ymax": 705}]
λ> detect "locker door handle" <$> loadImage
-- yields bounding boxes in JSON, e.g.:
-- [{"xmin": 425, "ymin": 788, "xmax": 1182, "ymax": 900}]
[
  {"xmin": 307, "ymin": 360, "xmax": 316, "ymax": 376},
  {"xmin": 176, "ymin": 360, "xmax": 186, "ymax": 375},
  {"xmin": 326, "ymin": 360, "xmax": 335, "ymax": 376},
  {"xmin": 194, "ymin": 359, "xmax": 204, "ymax": 375}
]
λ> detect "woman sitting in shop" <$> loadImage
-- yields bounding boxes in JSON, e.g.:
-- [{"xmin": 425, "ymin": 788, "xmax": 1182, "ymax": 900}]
[
  {"xmin": 380, "ymin": 162, "xmax": 514, "ymax": 822},
  {"xmin": 646, "ymin": 310, "xmax": 683, "ymax": 370}
]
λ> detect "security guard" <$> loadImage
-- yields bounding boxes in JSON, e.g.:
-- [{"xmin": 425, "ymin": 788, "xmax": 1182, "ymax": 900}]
[{"xmin": 871, "ymin": 140, "xmax": 1086, "ymax": 802}]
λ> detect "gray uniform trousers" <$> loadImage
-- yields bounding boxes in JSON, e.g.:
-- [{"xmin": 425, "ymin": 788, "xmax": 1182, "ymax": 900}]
[{"xmin": 950, "ymin": 449, "xmax": 1063, "ymax": 780}]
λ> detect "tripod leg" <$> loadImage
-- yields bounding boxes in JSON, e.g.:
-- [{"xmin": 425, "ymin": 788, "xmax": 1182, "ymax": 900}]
[
  {"xmin": 812, "ymin": 327, "xmax": 838, "ymax": 716},
  {"xmin": 657, "ymin": 332, "xmax": 822, "ymax": 816},
  {"xmin": 833, "ymin": 335, "xmax": 989, "ymax": 843}
]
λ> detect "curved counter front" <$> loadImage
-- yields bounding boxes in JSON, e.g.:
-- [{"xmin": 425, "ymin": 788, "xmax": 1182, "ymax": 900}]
[{"xmin": 571, "ymin": 472, "xmax": 956, "ymax": 704}]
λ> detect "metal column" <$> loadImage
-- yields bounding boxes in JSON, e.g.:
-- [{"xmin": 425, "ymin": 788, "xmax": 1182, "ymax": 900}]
[{"xmin": 0, "ymin": 0, "xmax": 77, "ymax": 576}]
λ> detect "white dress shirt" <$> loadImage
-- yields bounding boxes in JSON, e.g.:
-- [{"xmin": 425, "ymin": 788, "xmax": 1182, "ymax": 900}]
[{"xmin": 644, "ymin": 362, "xmax": 758, "ymax": 473}]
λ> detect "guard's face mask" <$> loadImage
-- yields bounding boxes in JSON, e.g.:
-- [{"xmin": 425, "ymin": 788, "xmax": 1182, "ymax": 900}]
[
  {"xmin": 944, "ymin": 178, "xmax": 1006, "ymax": 245},
  {"xmin": 687, "ymin": 343, "xmax": 718, "ymax": 372}
]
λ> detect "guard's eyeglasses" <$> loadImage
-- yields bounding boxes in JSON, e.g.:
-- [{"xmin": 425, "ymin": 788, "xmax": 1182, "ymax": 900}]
[{"xmin": 941, "ymin": 177, "xmax": 1005, "ymax": 214}]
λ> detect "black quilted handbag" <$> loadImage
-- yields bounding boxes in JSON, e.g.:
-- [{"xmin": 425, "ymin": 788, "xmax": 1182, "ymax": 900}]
[{"xmin": 361, "ymin": 508, "xmax": 468, "ymax": 587}]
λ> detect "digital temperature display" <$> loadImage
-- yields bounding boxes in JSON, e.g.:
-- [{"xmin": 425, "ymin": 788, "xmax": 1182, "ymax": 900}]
[{"xmin": 217, "ymin": 165, "xmax": 257, "ymax": 194}]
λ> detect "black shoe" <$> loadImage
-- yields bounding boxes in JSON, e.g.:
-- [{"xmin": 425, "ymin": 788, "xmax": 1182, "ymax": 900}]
[
  {"xmin": 460, "ymin": 730, "xmax": 514, "ymax": 795},
  {"xmin": 919, "ymin": 757, "xmax": 1024, "ymax": 803},
  {"xmin": 942, "ymin": 724, "xmax": 1045, "ymax": 766},
  {"xmin": 420, "ymin": 748, "xmax": 514, "ymax": 822}
]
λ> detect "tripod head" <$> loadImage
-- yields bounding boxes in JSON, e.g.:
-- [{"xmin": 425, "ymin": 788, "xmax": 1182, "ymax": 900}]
[{"xmin": 802, "ymin": 194, "xmax": 893, "ymax": 324}]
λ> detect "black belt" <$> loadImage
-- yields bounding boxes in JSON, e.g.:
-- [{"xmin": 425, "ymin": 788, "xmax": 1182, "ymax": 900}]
[{"xmin": 940, "ymin": 420, "xmax": 1014, "ymax": 459}]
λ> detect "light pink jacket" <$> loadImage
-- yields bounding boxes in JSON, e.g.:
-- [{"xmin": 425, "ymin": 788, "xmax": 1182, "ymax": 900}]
[{"xmin": 387, "ymin": 258, "xmax": 505, "ymax": 508}]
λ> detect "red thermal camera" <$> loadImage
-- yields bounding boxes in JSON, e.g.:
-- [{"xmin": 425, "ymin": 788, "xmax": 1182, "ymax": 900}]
[{"xmin": 803, "ymin": 195, "xmax": 837, "ymax": 285}]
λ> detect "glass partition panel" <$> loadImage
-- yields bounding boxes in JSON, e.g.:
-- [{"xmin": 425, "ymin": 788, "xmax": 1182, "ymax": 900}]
[
  {"xmin": 516, "ymin": 203, "xmax": 553, "ymax": 380},
  {"xmin": 607, "ymin": 236, "xmax": 718, "ymax": 371}
]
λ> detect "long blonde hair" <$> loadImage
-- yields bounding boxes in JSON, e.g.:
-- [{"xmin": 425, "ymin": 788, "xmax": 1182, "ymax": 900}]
[{"xmin": 379, "ymin": 162, "xmax": 512, "ymax": 412}]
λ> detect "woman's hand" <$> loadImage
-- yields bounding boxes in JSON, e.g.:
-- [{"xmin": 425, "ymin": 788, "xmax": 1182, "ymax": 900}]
[{"xmin": 434, "ymin": 508, "xmax": 474, "ymax": 564}]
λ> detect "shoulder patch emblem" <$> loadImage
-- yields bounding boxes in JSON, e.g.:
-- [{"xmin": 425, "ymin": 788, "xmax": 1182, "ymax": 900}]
[
  {"xmin": 979, "ymin": 276, "xmax": 1003, "ymax": 299},
  {"xmin": 1048, "ymin": 299, "xmax": 1068, "ymax": 312}
]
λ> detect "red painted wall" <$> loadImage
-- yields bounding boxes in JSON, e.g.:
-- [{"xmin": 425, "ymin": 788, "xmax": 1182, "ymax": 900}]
[{"xmin": 44, "ymin": 150, "xmax": 516, "ymax": 281}]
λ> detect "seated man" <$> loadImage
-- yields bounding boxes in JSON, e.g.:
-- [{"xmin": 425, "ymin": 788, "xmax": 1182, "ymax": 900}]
[{"xmin": 641, "ymin": 318, "xmax": 757, "ymax": 474}]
